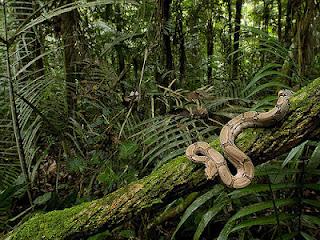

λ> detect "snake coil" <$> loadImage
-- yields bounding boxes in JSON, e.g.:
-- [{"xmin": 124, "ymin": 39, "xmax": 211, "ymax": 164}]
[{"xmin": 185, "ymin": 90, "xmax": 293, "ymax": 188}]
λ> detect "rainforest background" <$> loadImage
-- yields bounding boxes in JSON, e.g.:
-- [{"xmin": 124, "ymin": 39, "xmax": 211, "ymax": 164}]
[{"xmin": 0, "ymin": 0, "xmax": 320, "ymax": 239}]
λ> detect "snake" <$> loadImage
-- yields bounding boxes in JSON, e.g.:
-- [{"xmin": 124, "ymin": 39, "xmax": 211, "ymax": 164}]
[{"xmin": 185, "ymin": 90, "xmax": 293, "ymax": 188}]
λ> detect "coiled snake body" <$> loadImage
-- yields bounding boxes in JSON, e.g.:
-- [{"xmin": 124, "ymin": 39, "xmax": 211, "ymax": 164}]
[{"xmin": 185, "ymin": 90, "xmax": 293, "ymax": 188}]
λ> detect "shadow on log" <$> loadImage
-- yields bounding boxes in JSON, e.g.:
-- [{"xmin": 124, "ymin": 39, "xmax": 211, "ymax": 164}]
[{"xmin": 6, "ymin": 78, "xmax": 320, "ymax": 240}]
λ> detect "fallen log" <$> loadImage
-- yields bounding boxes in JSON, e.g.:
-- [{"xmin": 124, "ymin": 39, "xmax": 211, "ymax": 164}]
[{"xmin": 6, "ymin": 77, "xmax": 320, "ymax": 240}]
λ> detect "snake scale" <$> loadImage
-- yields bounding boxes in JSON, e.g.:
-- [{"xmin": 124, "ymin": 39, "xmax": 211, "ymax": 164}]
[{"xmin": 185, "ymin": 90, "xmax": 293, "ymax": 188}]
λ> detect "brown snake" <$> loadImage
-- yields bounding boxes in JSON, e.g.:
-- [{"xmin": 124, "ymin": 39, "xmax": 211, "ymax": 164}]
[{"xmin": 185, "ymin": 90, "xmax": 293, "ymax": 188}]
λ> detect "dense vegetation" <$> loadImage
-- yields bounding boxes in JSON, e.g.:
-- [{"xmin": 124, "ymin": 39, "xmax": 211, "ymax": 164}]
[{"xmin": 0, "ymin": 0, "xmax": 319, "ymax": 239}]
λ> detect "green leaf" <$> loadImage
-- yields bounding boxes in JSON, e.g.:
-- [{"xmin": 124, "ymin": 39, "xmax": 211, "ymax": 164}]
[
  {"xmin": 307, "ymin": 142, "xmax": 320, "ymax": 170},
  {"xmin": 118, "ymin": 229, "xmax": 136, "ymax": 238},
  {"xmin": 282, "ymin": 141, "xmax": 308, "ymax": 167},
  {"xmin": 230, "ymin": 199, "xmax": 295, "ymax": 222},
  {"xmin": 280, "ymin": 232, "xmax": 298, "ymax": 240},
  {"xmin": 230, "ymin": 213, "xmax": 291, "ymax": 232},
  {"xmin": 303, "ymin": 199, "xmax": 320, "ymax": 208},
  {"xmin": 87, "ymin": 230, "xmax": 112, "ymax": 240},
  {"xmin": 246, "ymin": 81, "xmax": 289, "ymax": 98},
  {"xmin": 243, "ymin": 63, "xmax": 283, "ymax": 93},
  {"xmin": 228, "ymin": 183, "xmax": 297, "ymax": 199},
  {"xmin": 33, "ymin": 192, "xmax": 52, "ymax": 206},
  {"xmin": 252, "ymin": 95, "xmax": 277, "ymax": 111},
  {"xmin": 302, "ymin": 215, "xmax": 320, "ymax": 228},
  {"xmin": 119, "ymin": 141, "xmax": 139, "ymax": 160},
  {"xmin": 301, "ymin": 232, "xmax": 317, "ymax": 240},
  {"xmin": 305, "ymin": 184, "xmax": 320, "ymax": 191},
  {"xmin": 97, "ymin": 166, "xmax": 118, "ymax": 185},
  {"xmin": 193, "ymin": 192, "xmax": 229, "ymax": 240},
  {"xmin": 218, "ymin": 199, "xmax": 296, "ymax": 240},
  {"xmin": 171, "ymin": 185, "xmax": 224, "ymax": 239}
]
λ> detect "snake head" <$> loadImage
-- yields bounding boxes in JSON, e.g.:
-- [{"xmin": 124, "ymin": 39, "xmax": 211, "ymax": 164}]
[{"xmin": 278, "ymin": 89, "xmax": 294, "ymax": 98}]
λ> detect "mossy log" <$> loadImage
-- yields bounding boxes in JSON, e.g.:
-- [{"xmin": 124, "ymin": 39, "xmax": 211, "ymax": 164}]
[{"xmin": 6, "ymin": 78, "xmax": 320, "ymax": 240}]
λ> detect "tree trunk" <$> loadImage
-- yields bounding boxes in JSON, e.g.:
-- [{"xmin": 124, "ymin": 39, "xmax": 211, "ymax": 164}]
[
  {"xmin": 185, "ymin": 3, "xmax": 202, "ymax": 87},
  {"xmin": 61, "ymin": 0, "xmax": 81, "ymax": 119},
  {"xmin": 206, "ymin": 16, "xmax": 213, "ymax": 84},
  {"xmin": 283, "ymin": 0, "xmax": 317, "ymax": 78},
  {"xmin": 261, "ymin": 0, "xmax": 273, "ymax": 67},
  {"xmin": 277, "ymin": 0, "xmax": 282, "ymax": 41},
  {"xmin": 114, "ymin": 4, "xmax": 126, "ymax": 88},
  {"xmin": 226, "ymin": 0, "xmax": 232, "ymax": 78},
  {"xmin": 232, "ymin": 0, "xmax": 243, "ymax": 81},
  {"xmin": 263, "ymin": 0, "xmax": 272, "ymax": 32},
  {"xmin": 6, "ymin": 77, "xmax": 320, "ymax": 240},
  {"xmin": 175, "ymin": 0, "xmax": 186, "ymax": 85},
  {"xmin": 160, "ymin": 0, "xmax": 174, "ymax": 87},
  {"xmin": 293, "ymin": 0, "xmax": 316, "ymax": 77},
  {"xmin": 284, "ymin": 0, "xmax": 292, "ymax": 47}
]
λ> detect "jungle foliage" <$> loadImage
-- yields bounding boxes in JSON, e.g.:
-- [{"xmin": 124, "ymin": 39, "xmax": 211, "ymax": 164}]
[{"xmin": 0, "ymin": 0, "xmax": 319, "ymax": 239}]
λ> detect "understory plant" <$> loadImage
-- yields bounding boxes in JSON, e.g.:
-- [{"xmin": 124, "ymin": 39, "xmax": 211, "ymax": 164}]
[{"xmin": 172, "ymin": 140, "xmax": 320, "ymax": 240}]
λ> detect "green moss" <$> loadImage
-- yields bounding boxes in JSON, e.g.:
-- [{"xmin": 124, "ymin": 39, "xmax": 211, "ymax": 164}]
[
  {"xmin": 236, "ymin": 128, "xmax": 261, "ymax": 152},
  {"xmin": 289, "ymin": 77, "xmax": 320, "ymax": 109},
  {"xmin": 9, "ymin": 202, "xmax": 91, "ymax": 240}
]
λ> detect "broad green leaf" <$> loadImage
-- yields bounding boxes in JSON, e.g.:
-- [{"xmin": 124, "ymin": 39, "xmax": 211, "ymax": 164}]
[
  {"xmin": 246, "ymin": 81, "xmax": 289, "ymax": 98},
  {"xmin": 229, "ymin": 199, "xmax": 295, "ymax": 222},
  {"xmin": 303, "ymin": 199, "xmax": 320, "ymax": 208},
  {"xmin": 33, "ymin": 192, "xmax": 52, "ymax": 206},
  {"xmin": 305, "ymin": 184, "xmax": 320, "ymax": 191},
  {"xmin": 230, "ymin": 213, "xmax": 291, "ymax": 232},
  {"xmin": 119, "ymin": 141, "xmax": 139, "ymax": 160},
  {"xmin": 218, "ymin": 199, "xmax": 295, "ymax": 240},
  {"xmin": 243, "ymin": 63, "xmax": 283, "ymax": 93},
  {"xmin": 119, "ymin": 229, "xmax": 136, "ymax": 238},
  {"xmin": 228, "ymin": 183, "xmax": 297, "ymax": 199},
  {"xmin": 301, "ymin": 232, "xmax": 317, "ymax": 240},
  {"xmin": 193, "ymin": 192, "xmax": 229, "ymax": 240},
  {"xmin": 302, "ymin": 215, "xmax": 320, "ymax": 228},
  {"xmin": 282, "ymin": 141, "xmax": 308, "ymax": 167},
  {"xmin": 280, "ymin": 232, "xmax": 299, "ymax": 240},
  {"xmin": 171, "ymin": 185, "xmax": 224, "ymax": 239},
  {"xmin": 307, "ymin": 142, "xmax": 320, "ymax": 170}
]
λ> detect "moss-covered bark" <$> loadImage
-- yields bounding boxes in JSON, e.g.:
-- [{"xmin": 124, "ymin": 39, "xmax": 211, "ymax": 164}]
[{"xmin": 6, "ymin": 78, "xmax": 320, "ymax": 240}]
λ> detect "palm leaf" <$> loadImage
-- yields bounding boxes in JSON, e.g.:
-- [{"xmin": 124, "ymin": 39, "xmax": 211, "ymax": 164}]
[
  {"xmin": 171, "ymin": 185, "xmax": 224, "ymax": 239},
  {"xmin": 218, "ymin": 199, "xmax": 296, "ymax": 240},
  {"xmin": 193, "ymin": 192, "xmax": 229, "ymax": 240}
]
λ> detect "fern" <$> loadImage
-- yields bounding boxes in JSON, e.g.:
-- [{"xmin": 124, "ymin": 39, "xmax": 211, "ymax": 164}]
[{"xmin": 129, "ymin": 115, "xmax": 218, "ymax": 170}]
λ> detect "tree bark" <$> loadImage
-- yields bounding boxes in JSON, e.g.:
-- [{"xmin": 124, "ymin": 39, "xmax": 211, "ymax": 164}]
[
  {"xmin": 175, "ymin": 0, "xmax": 186, "ymax": 85},
  {"xmin": 277, "ymin": 0, "xmax": 282, "ymax": 41},
  {"xmin": 114, "ymin": 4, "xmax": 126, "ymax": 88},
  {"xmin": 6, "ymin": 77, "xmax": 320, "ymax": 240},
  {"xmin": 207, "ymin": 16, "xmax": 213, "ymax": 84},
  {"xmin": 263, "ymin": 0, "xmax": 272, "ymax": 32},
  {"xmin": 232, "ymin": 0, "xmax": 243, "ymax": 81},
  {"xmin": 160, "ymin": 0, "xmax": 174, "ymax": 87},
  {"xmin": 293, "ymin": 0, "xmax": 317, "ymax": 77},
  {"xmin": 284, "ymin": 0, "xmax": 292, "ymax": 47},
  {"xmin": 61, "ymin": 0, "xmax": 81, "ymax": 119},
  {"xmin": 225, "ymin": 0, "xmax": 232, "ymax": 78}
]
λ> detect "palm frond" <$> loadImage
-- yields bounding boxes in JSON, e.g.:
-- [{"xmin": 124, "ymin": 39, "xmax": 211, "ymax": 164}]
[{"xmin": 130, "ymin": 115, "xmax": 218, "ymax": 169}]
